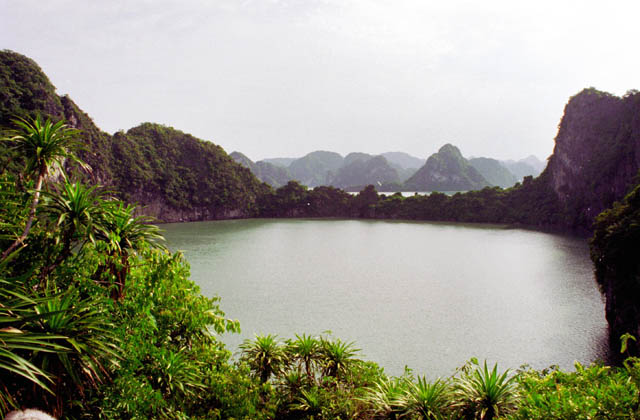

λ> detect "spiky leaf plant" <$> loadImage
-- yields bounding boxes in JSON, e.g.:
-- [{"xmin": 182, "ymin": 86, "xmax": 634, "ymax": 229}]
[
  {"xmin": 452, "ymin": 360, "xmax": 519, "ymax": 420},
  {"xmin": 320, "ymin": 337, "xmax": 360, "ymax": 379},
  {"xmin": 240, "ymin": 334, "xmax": 287, "ymax": 383},
  {"xmin": 401, "ymin": 376, "xmax": 451, "ymax": 420}
]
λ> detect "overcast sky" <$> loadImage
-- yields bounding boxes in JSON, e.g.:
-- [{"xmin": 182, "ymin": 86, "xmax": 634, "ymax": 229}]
[{"xmin": 2, "ymin": 0, "xmax": 639, "ymax": 162}]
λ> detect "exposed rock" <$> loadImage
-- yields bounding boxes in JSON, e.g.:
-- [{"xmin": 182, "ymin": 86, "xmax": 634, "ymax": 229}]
[{"xmin": 544, "ymin": 88, "xmax": 640, "ymax": 230}]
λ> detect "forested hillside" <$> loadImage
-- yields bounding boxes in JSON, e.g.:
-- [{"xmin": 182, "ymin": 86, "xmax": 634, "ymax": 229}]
[{"xmin": 0, "ymin": 50, "xmax": 268, "ymax": 222}]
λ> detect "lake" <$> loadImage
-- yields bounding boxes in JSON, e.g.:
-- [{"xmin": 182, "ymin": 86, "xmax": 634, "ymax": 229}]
[{"xmin": 162, "ymin": 218, "xmax": 609, "ymax": 377}]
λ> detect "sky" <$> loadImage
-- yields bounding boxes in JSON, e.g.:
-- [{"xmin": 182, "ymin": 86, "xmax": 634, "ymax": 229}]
[{"xmin": 2, "ymin": 0, "xmax": 639, "ymax": 162}]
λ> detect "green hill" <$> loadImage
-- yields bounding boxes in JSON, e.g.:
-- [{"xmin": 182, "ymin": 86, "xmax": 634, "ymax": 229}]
[
  {"xmin": 0, "ymin": 50, "xmax": 267, "ymax": 222},
  {"xmin": 404, "ymin": 144, "xmax": 491, "ymax": 191},
  {"xmin": 329, "ymin": 155, "xmax": 400, "ymax": 190},
  {"xmin": 288, "ymin": 150, "xmax": 344, "ymax": 187},
  {"xmin": 231, "ymin": 151, "xmax": 293, "ymax": 188}
]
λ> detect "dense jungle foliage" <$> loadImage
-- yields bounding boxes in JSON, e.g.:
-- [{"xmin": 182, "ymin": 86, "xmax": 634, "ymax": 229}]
[
  {"xmin": 2, "ymin": 115, "xmax": 640, "ymax": 419},
  {"xmin": 591, "ymin": 181, "xmax": 640, "ymax": 360}
]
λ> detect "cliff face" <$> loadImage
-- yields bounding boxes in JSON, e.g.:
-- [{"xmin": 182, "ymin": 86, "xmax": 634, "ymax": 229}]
[
  {"xmin": 0, "ymin": 50, "xmax": 267, "ymax": 222},
  {"xmin": 544, "ymin": 88, "xmax": 640, "ymax": 230}
]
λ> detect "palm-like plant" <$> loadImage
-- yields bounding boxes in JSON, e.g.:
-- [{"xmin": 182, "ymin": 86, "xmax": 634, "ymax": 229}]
[
  {"xmin": 0, "ymin": 281, "xmax": 67, "ymax": 415},
  {"xmin": 94, "ymin": 202, "xmax": 164, "ymax": 299},
  {"xmin": 290, "ymin": 387, "xmax": 324, "ymax": 419},
  {"xmin": 240, "ymin": 334, "xmax": 287, "ymax": 383},
  {"xmin": 401, "ymin": 376, "xmax": 451, "ymax": 420},
  {"xmin": 320, "ymin": 337, "xmax": 360, "ymax": 379},
  {"xmin": 143, "ymin": 347, "xmax": 206, "ymax": 400},
  {"xmin": 34, "ymin": 287, "xmax": 120, "ymax": 383},
  {"xmin": 286, "ymin": 333, "xmax": 322, "ymax": 382},
  {"xmin": 362, "ymin": 377, "xmax": 408, "ymax": 419},
  {"xmin": 0, "ymin": 279, "xmax": 119, "ymax": 417},
  {"xmin": 451, "ymin": 360, "xmax": 519, "ymax": 420},
  {"xmin": 1, "ymin": 115, "xmax": 87, "ymax": 261},
  {"xmin": 39, "ymin": 179, "xmax": 108, "ymax": 277}
]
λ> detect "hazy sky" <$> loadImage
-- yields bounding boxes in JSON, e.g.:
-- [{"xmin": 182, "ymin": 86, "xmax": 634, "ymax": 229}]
[{"xmin": 2, "ymin": 0, "xmax": 639, "ymax": 162}]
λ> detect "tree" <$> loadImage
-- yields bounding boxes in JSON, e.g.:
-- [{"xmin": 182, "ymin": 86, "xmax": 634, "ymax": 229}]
[
  {"xmin": 240, "ymin": 334, "xmax": 286, "ymax": 383},
  {"xmin": 286, "ymin": 334, "xmax": 322, "ymax": 383},
  {"xmin": 93, "ymin": 202, "xmax": 164, "ymax": 299},
  {"xmin": 320, "ymin": 338, "xmax": 359, "ymax": 379},
  {"xmin": 1, "ymin": 115, "xmax": 86, "ymax": 261},
  {"xmin": 39, "ymin": 179, "xmax": 107, "ymax": 278}
]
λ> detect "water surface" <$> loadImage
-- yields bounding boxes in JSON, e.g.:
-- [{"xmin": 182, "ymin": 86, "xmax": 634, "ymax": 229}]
[{"xmin": 162, "ymin": 218, "xmax": 608, "ymax": 377}]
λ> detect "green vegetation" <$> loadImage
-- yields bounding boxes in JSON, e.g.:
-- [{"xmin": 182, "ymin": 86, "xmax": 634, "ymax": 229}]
[
  {"xmin": 288, "ymin": 151, "xmax": 345, "ymax": 188},
  {"xmin": 0, "ymin": 50, "xmax": 269, "ymax": 223},
  {"xmin": 258, "ymin": 174, "xmax": 561, "ymax": 227},
  {"xmin": 111, "ymin": 123, "xmax": 268, "ymax": 216},
  {"xmin": 546, "ymin": 88, "xmax": 640, "ymax": 231},
  {"xmin": 1, "ymin": 114, "xmax": 640, "ymax": 419},
  {"xmin": 404, "ymin": 144, "xmax": 490, "ymax": 192},
  {"xmin": 591, "ymin": 181, "xmax": 640, "ymax": 358},
  {"xmin": 230, "ymin": 151, "xmax": 293, "ymax": 188},
  {"xmin": 330, "ymin": 155, "xmax": 400, "ymax": 190},
  {"xmin": 3, "ymin": 49, "xmax": 640, "ymax": 418}
]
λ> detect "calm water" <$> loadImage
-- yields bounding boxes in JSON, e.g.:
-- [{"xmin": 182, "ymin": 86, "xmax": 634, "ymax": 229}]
[{"xmin": 162, "ymin": 218, "xmax": 609, "ymax": 377}]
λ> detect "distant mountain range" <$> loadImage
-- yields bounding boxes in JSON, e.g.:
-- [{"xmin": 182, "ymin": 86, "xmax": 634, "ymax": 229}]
[
  {"xmin": 3, "ymin": 49, "xmax": 639, "ymax": 235},
  {"xmin": 231, "ymin": 147, "xmax": 544, "ymax": 191}
]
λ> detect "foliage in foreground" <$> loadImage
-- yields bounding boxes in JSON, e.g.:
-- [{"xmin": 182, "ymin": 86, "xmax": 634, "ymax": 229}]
[{"xmin": 2, "ymin": 116, "xmax": 640, "ymax": 419}]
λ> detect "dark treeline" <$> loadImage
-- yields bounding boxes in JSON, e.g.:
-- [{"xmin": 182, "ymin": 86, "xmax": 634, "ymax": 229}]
[{"xmin": 257, "ymin": 172, "xmax": 563, "ymax": 229}]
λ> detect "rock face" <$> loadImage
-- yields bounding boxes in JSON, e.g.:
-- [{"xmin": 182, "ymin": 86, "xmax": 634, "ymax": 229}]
[
  {"xmin": 261, "ymin": 157, "xmax": 296, "ymax": 167},
  {"xmin": 288, "ymin": 151, "xmax": 344, "ymax": 187},
  {"xmin": 468, "ymin": 157, "xmax": 519, "ymax": 188},
  {"xmin": 544, "ymin": 88, "xmax": 640, "ymax": 230},
  {"xmin": 230, "ymin": 151, "xmax": 293, "ymax": 188},
  {"xmin": 381, "ymin": 151, "xmax": 425, "ymax": 170},
  {"xmin": 404, "ymin": 144, "xmax": 491, "ymax": 191},
  {"xmin": 0, "ymin": 50, "xmax": 267, "ymax": 223},
  {"xmin": 329, "ymin": 154, "xmax": 400, "ymax": 190}
]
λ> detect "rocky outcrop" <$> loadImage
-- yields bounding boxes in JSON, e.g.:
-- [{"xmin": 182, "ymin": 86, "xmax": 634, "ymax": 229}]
[
  {"xmin": 469, "ymin": 157, "xmax": 518, "ymax": 188},
  {"xmin": 404, "ymin": 144, "xmax": 491, "ymax": 191},
  {"xmin": 288, "ymin": 151, "xmax": 344, "ymax": 187},
  {"xmin": 230, "ymin": 151, "xmax": 293, "ymax": 188},
  {"xmin": 544, "ymin": 88, "xmax": 640, "ymax": 230},
  {"xmin": 329, "ymin": 155, "xmax": 400, "ymax": 190}
]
